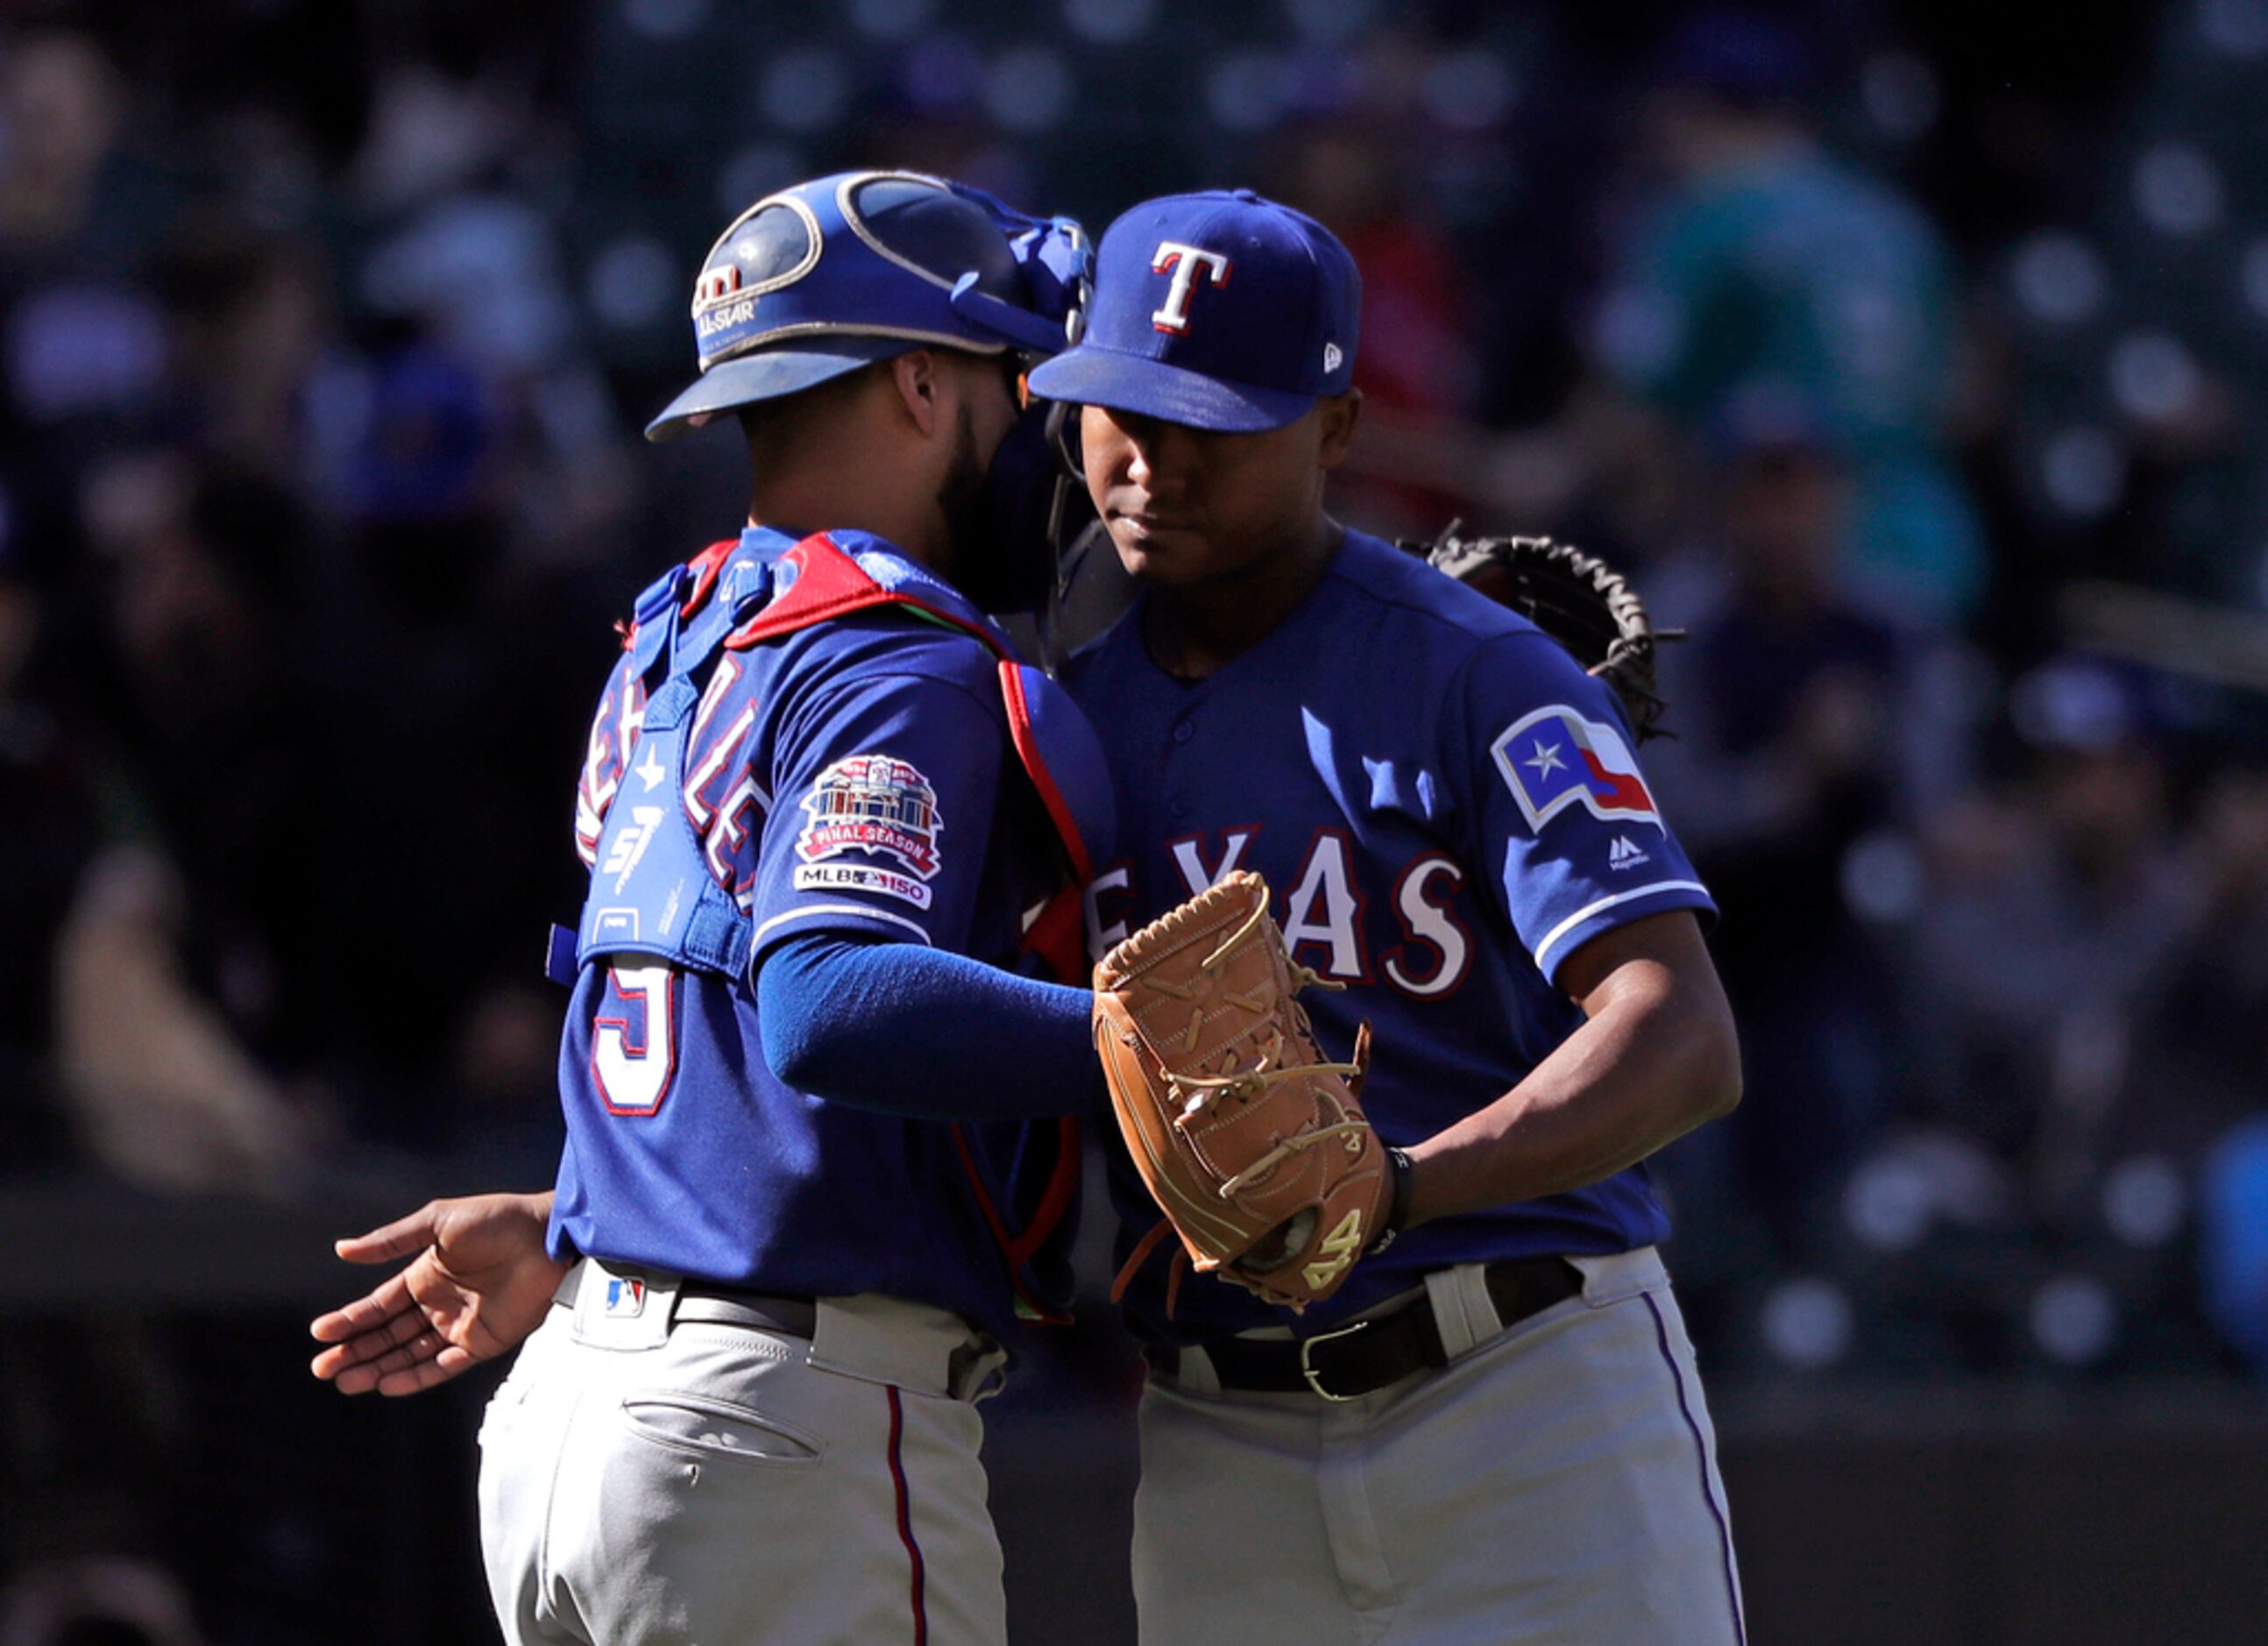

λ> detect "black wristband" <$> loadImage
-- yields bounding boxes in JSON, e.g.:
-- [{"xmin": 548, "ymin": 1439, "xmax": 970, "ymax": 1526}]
[{"xmin": 1371, "ymin": 1146, "xmax": 1416, "ymax": 1254}]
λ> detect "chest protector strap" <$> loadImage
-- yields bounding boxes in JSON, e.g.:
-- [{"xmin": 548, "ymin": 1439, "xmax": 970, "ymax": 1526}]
[{"xmin": 570, "ymin": 543, "xmax": 774, "ymax": 981}]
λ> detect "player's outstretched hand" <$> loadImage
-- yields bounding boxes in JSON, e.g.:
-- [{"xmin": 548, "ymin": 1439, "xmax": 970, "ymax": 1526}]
[{"xmin": 309, "ymin": 1191, "xmax": 565, "ymax": 1396}]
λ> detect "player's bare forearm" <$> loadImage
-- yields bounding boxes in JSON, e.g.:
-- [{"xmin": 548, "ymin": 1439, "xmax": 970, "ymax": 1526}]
[
  {"xmin": 309, "ymin": 1190, "xmax": 563, "ymax": 1395},
  {"xmin": 1401, "ymin": 912, "xmax": 1740, "ymax": 1226}
]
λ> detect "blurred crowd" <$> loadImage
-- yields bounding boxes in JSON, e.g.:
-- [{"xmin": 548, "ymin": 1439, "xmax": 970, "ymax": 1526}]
[{"xmin": 2, "ymin": 0, "xmax": 2267, "ymax": 1635}]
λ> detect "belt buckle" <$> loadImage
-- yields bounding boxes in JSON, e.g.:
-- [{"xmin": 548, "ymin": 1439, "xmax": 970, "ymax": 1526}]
[{"xmin": 1298, "ymin": 1317, "xmax": 1373, "ymax": 1401}]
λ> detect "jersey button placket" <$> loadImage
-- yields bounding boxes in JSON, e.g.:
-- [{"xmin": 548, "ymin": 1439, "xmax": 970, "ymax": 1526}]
[{"xmin": 1166, "ymin": 713, "xmax": 1195, "ymax": 818}]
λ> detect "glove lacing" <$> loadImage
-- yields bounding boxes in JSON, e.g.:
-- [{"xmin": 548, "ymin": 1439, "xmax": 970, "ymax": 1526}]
[{"xmin": 1109, "ymin": 893, "xmax": 1371, "ymax": 1315}]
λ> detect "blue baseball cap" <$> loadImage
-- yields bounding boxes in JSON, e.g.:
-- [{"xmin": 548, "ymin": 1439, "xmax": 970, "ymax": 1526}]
[
  {"xmin": 1025, "ymin": 189, "xmax": 1360, "ymax": 434},
  {"xmin": 647, "ymin": 170, "xmax": 1089, "ymax": 441}
]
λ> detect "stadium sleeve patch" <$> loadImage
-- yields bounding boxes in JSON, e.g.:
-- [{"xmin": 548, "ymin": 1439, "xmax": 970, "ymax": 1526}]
[{"xmin": 792, "ymin": 753, "xmax": 944, "ymax": 907}]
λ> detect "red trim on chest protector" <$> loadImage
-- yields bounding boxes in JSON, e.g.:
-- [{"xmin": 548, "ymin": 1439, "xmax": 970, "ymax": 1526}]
[
  {"xmin": 951, "ymin": 1120, "xmax": 1079, "ymax": 1327},
  {"xmin": 617, "ymin": 539, "xmax": 739, "ymax": 649},
  {"xmin": 997, "ymin": 658, "xmax": 1094, "ymax": 886}
]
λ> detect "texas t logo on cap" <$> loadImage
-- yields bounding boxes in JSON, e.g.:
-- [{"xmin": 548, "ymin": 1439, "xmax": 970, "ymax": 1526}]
[
  {"xmin": 1150, "ymin": 242, "xmax": 1231, "ymax": 333},
  {"xmin": 1027, "ymin": 188, "xmax": 1361, "ymax": 433}
]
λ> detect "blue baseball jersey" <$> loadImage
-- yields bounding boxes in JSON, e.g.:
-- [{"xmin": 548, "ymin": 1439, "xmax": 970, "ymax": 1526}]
[
  {"xmin": 549, "ymin": 527, "xmax": 1077, "ymax": 1336},
  {"xmin": 1065, "ymin": 529, "xmax": 1717, "ymax": 1345}
]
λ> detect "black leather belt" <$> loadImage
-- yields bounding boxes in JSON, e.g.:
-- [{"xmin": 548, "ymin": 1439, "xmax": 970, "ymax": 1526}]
[
  {"xmin": 673, "ymin": 1288, "xmax": 818, "ymax": 1337},
  {"xmin": 1145, "ymin": 1256, "xmax": 1584, "ymax": 1401}
]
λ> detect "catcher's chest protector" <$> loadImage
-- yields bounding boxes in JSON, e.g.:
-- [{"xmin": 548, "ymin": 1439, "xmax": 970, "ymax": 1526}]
[{"xmin": 567, "ymin": 533, "xmax": 1111, "ymax": 989}]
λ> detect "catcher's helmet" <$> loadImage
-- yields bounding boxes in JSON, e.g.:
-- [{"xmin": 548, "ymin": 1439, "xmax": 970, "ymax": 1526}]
[{"xmin": 646, "ymin": 170, "xmax": 1088, "ymax": 441}]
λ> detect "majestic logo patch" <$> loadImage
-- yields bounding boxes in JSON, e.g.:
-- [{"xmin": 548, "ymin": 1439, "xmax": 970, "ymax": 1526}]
[
  {"xmin": 1608, "ymin": 835, "xmax": 1652, "ymax": 871},
  {"xmin": 1492, "ymin": 706, "xmax": 1662, "ymax": 831},
  {"xmin": 797, "ymin": 755, "xmax": 943, "ymax": 880}
]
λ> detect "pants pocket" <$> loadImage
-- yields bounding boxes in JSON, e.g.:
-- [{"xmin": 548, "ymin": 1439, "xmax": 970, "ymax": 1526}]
[{"xmin": 617, "ymin": 1391, "xmax": 825, "ymax": 1467}]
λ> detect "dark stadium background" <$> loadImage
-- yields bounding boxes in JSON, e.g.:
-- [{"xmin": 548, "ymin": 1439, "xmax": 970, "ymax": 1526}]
[{"xmin": 3, "ymin": 1, "xmax": 2267, "ymax": 1640}]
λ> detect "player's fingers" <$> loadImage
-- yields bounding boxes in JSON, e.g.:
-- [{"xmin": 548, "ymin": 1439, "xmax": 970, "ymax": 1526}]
[
  {"xmin": 332, "ymin": 1203, "xmax": 445, "ymax": 1265},
  {"xmin": 337, "ymin": 1314, "xmax": 442, "ymax": 1373},
  {"xmin": 315, "ymin": 1338, "xmax": 398, "ymax": 1393},
  {"xmin": 311, "ymin": 1336, "xmax": 381, "ymax": 1381},
  {"xmin": 377, "ymin": 1344, "xmax": 476, "ymax": 1397},
  {"xmin": 315, "ymin": 1309, "xmax": 438, "ymax": 1379},
  {"xmin": 358, "ymin": 1333, "xmax": 453, "ymax": 1393},
  {"xmin": 364, "ymin": 1330, "xmax": 444, "ymax": 1377},
  {"xmin": 308, "ymin": 1272, "xmax": 417, "ymax": 1341},
  {"xmin": 308, "ymin": 1302, "xmax": 389, "ymax": 1344}
]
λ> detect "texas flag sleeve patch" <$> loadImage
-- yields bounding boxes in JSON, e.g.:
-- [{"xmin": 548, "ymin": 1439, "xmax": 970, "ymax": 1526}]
[{"xmin": 1490, "ymin": 705, "xmax": 1662, "ymax": 833}]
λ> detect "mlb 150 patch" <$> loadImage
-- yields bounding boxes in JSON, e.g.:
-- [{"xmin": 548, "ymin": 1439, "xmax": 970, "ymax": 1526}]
[
  {"xmin": 1491, "ymin": 706, "xmax": 1662, "ymax": 832},
  {"xmin": 792, "ymin": 862, "xmax": 934, "ymax": 908}
]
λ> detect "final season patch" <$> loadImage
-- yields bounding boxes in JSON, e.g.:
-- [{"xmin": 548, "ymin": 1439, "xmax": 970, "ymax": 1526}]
[
  {"xmin": 797, "ymin": 754, "xmax": 944, "ymax": 880},
  {"xmin": 1491, "ymin": 706, "xmax": 1662, "ymax": 832}
]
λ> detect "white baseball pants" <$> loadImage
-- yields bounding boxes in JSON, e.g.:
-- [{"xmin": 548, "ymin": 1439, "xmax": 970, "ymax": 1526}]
[
  {"xmin": 477, "ymin": 1263, "xmax": 1010, "ymax": 1645},
  {"xmin": 1131, "ymin": 1247, "xmax": 1745, "ymax": 1645}
]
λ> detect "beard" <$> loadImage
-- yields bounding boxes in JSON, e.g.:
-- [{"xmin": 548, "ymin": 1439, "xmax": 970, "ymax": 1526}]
[{"xmin": 938, "ymin": 399, "xmax": 989, "ymax": 580}]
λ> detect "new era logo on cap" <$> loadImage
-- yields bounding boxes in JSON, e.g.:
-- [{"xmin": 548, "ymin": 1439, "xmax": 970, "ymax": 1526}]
[{"xmin": 1027, "ymin": 189, "xmax": 1361, "ymax": 433}]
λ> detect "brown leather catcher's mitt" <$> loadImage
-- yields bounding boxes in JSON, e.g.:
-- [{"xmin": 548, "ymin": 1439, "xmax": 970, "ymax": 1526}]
[
  {"xmin": 1093, "ymin": 870, "xmax": 1386, "ymax": 1313},
  {"xmin": 1412, "ymin": 529, "xmax": 1680, "ymax": 741}
]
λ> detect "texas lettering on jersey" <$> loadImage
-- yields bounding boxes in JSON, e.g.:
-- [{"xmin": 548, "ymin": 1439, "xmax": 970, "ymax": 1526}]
[{"xmin": 1086, "ymin": 830, "xmax": 1475, "ymax": 1000}]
